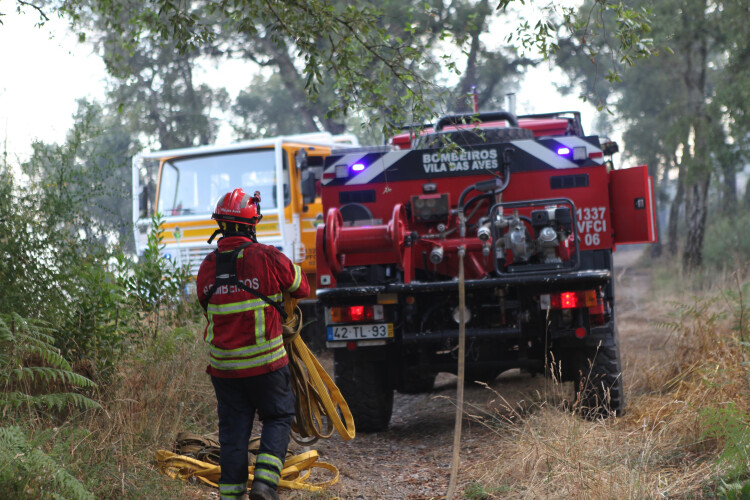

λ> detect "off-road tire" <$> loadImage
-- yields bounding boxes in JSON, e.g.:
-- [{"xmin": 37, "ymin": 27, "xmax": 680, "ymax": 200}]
[
  {"xmin": 464, "ymin": 365, "xmax": 502, "ymax": 385},
  {"xmin": 417, "ymin": 127, "xmax": 534, "ymax": 148},
  {"xmin": 334, "ymin": 349, "xmax": 393, "ymax": 432},
  {"xmin": 573, "ymin": 326, "xmax": 625, "ymax": 418},
  {"xmin": 299, "ymin": 302, "xmax": 326, "ymax": 354},
  {"xmin": 398, "ymin": 371, "xmax": 437, "ymax": 394}
]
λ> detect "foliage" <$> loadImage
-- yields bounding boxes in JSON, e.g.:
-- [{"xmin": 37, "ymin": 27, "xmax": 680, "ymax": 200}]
[
  {"xmin": 100, "ymin": 30, "xmax": 230, "ymax": 150},
  {"xmin": 0, "ymin": 313, "xmax": 99, "ymax": 412},
  {"xmin": 54, "ymin": 0, "xmax": 437, "ymax": 138},
  {"xmin": 45, "ymin": 0, "xmax": 655, "ymax": 141},
  {"xmin": 226, "ymin": 0, "xmax": 529, "ymax": 139},
  {"xmin": 704, "ymin": 211, "xmax": 750, "ymax": 273},
  {"xmin": 464, "ymin": 480, "xmax": 510, "ymax": 499},
  {"xmin": 0, "ymin": 103, "xmax": 140, "ymax": 376},
  {"xmin": 717, "ymin": 479, "xmax": 750, "ymax": 500},
  {"xmin": 0, "ymin": 101, "xmax": 194, "ymax": 377},
  {"xmin": 714, "ymin": 1, "xmax": 750, "ymax": 165},
  {"xmin": 556, "ymin": 0, "xmax": 749, "ymax": 271},
  {"xmin": 117, "ymin": 212, "xmax": 195, "ymax": 338},
  {"xmin": 700, "ymin": 402, "xmax": 750, "ymax": 482},
  {"xmin": 723, "ymin": 281, "xmax": 750, "ymax": 343},
  {"xmin": 0, "ymin": 425, "xmax": 95, "ymax": 500},
  {"xmin": 465, "ymin": 264, "xmax": 749, "ymax": 498}
]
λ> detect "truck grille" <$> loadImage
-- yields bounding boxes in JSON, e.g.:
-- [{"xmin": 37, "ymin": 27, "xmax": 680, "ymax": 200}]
[{"xmin": 178, "ymin": 246, "xmax": 213, "ymax": 275}]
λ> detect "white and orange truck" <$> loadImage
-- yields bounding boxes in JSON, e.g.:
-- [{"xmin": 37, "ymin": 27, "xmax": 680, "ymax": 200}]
[{"xmin": 131, "ymin": 132, "xmax": 359, "ymax": 320}]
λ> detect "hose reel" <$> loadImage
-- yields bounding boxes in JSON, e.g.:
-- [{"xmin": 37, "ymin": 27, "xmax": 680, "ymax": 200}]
[{"xmin": 323, "ymin": 204, "xmax": 408, "ymax": 275}]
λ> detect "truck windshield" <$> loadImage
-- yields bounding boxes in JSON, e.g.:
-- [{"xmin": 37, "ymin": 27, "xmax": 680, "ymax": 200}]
[{"xmin": 157, "ymin": 148, "xmax": 287, "ymax": 216}]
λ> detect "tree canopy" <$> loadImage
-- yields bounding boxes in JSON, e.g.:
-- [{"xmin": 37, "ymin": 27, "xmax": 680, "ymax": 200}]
[
  {"xmin": 1, "ymin": 0, "xmax": 656, "ymax": 147},
  {"xmin": 557, "ymin": 0, "xmax": 749, "ymax": 271}
]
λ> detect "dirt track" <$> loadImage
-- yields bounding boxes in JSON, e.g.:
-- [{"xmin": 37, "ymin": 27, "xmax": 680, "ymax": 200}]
[{"xmin": 285, "ymin": 245, "xmax": 653, "ymax": 500}]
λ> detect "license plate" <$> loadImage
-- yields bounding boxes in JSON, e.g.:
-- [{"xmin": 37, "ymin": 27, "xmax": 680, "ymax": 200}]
[{"xmin": 327, "ymin": 323, "xmax": 393, "ymax": 341}]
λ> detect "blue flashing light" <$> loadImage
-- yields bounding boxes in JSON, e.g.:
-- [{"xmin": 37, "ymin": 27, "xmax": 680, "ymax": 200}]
[
  {"xmin": 557, "ymin": 147, "xmax": 571, "ymax": 156},
  {"xmin": 351, "ymin": 163, "xmax": 366, "ymax": 172}
]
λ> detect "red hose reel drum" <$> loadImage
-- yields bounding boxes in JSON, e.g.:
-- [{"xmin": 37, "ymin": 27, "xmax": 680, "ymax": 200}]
[{"xmin": 323, "ymin": 204, "xmax": 408, "ymax": 275}]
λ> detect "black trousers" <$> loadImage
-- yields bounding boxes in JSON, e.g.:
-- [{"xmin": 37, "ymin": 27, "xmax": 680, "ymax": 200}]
[{"xmin": 211, "ymin": 366, "xmax": 296, "ymax": 499}]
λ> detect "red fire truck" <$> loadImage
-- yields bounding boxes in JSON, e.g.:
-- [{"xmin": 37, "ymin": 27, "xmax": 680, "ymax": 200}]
[{"xmin": 315, "ymin": 111, "xmax": 656, "ymax": 431}]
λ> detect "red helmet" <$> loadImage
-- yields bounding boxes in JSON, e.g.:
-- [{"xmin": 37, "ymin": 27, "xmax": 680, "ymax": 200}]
[{"xmin": 212, "ymin": 188, "xmax": 263, "ymax": 226}]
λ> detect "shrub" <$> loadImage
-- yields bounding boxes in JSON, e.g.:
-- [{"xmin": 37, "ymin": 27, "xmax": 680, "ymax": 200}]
[
  {"xmin": 118, "ymin": 212, "xmax": 194, "ymax": 339},
  {"xmin": 0, "ymin": 425, "xmax": 94, "ymax": 500},
  {"xmin": 0, "ymin": 313, "xmax": 99, "ymax": 412}
]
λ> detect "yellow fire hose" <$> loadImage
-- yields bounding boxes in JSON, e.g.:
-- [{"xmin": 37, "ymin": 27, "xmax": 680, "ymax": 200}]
[
  {"xmin": 281, "ymin": 296, "xmax": 356, "ymax": 444},
  {"xmin": 155, "ymin": 448, "xmax": 339, "ymax": 493},
  {"xmin": 155, "ymin": 294, "xmax": 356, "ymax": 493}
]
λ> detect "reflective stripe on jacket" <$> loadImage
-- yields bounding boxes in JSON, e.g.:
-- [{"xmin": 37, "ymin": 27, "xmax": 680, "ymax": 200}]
[{"xmin": 197, "ymin": 235, "xmax": 310, "ymax": 378}]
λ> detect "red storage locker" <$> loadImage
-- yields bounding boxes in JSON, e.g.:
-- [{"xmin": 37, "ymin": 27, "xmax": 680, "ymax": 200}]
[{"xmin": 609, "ymin": 165, "xmax": 657, "ymax": 244}]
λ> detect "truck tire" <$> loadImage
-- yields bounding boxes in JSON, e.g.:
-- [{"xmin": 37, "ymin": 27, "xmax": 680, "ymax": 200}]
[
  {"xmin": 573, "ymin": 326, "xmax": 625, "ymax": 418},
  {"xmin": 299, "ymin": 301, "xmax": 326, "ymax": 354},
  {"xmin": 418, "ymin": 127, "xmax": 534, "ymax": 148},
  {"xmin": 465, "ymin": 362, "xmax": 505, "ymax": 384},
  {"xmin": 399, "ymin": 371, "xmax": 437, "ymax": 394},
  {"xmin": 334, "ymin": 349, "xmax": 393, "ymax": 432}
]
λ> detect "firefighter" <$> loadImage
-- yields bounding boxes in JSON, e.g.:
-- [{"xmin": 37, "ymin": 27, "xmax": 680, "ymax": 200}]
[{"xmin": 197, "ymin": 188, "xmax": 309, "ymax": 500}]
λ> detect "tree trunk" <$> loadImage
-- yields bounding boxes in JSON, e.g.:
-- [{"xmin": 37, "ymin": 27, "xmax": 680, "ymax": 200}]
[
  {"xmin": 454, "ymin": 31, "xmax": 482, "ymax": 113},
  {"xmin": 650, "ymin": 214, "xmax": 663, "ymax": 258},
  {"xmin": 682, "ymin": 175, "xmax": 710, "ymax": 270},
  {"xmin": 680, "ymin": 1, "xmax": 710, "ymax": 273},
  {"xmin": 320, "ymin": 117, "xmax": 347, "ymax": 135},
  {"xmin": 258, "ymin": 37, "xmax": 321, "ymax": 133},
  {"xmin": 721, "ymin": 159, "xmax": 737, "ymax": 213},
  {"xmin": 452, "ymin": 0, "xmax": 489, "ymax": 113},
  {"xmin": 667, "ymin": 160, "xmax": 685, "ymax": 257},
  {"xmin": 649, "ymin": 160, "xmax": 664, "ymax": 258}
]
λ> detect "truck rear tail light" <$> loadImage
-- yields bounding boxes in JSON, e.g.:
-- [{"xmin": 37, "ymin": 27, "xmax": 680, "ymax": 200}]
[
  {"xmin": 559, "ymin": 291, "xmax": 578, "ymax": 308},
  {"xmin": 542, "ymin": 290, "xmax": 598, "ymax": 310},
  {"xmin": 329, "ymin": 304, "xmax": 384, "ymax": 323}
]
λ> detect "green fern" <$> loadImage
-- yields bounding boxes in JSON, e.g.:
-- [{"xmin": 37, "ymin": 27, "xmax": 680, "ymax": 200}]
[
  {"xmin": 0, "ymin": 425, "xmax": 94, "ymax": 499},
  {"xmin": 657, "ymin": 296, "xmax": 724, "ymax": 339},
  {"xmin": 0, "ymin": 313, "xmax": 99, "ymax": 411},
  {"xmin": 700, "ymin": 402, "xmax": 750, "ymax": 482}
]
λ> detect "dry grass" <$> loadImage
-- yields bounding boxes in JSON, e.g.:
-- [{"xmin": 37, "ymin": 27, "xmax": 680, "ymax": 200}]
[
  {"xmin": 15, "ymin": 256, "xmax": 748, "ymax": 499},
  {"xmin": 46, "ymin": 322, "xmax": 217, "ymax": 498},
  {"xmin": 465, "ymin": 265, "xmax": 750, "ymax": 499}
]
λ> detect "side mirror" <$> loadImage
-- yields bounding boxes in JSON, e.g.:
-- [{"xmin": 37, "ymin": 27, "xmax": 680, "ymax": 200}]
[{"xmin": 295, "ymin": 148, "xmax": 308, "ymax": 170}]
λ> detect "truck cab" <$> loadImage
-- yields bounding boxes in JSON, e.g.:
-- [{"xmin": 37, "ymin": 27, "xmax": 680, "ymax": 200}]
[{"xmin": 132, "ymin": 133, "xmax": 358, "ymax": 288}]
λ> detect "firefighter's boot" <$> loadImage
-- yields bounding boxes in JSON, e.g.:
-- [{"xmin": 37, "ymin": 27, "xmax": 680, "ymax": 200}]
[{"xmin": 249, "ymin": 480, "xmax": 280, "ymax": 500}]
